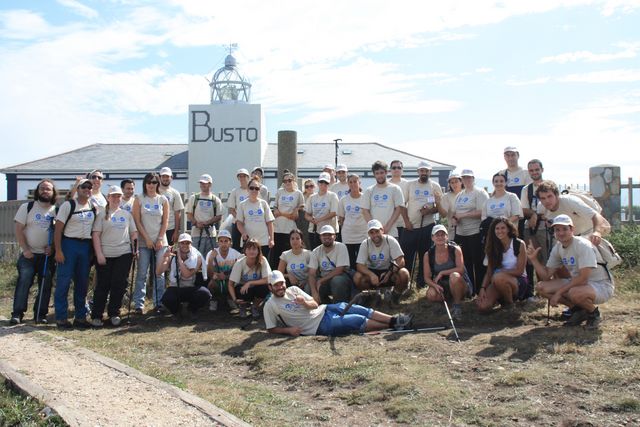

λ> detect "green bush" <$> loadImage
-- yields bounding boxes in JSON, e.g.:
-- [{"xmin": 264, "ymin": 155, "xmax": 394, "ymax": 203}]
[{"xmin": 608, "ymin": 224, "xmax": 640, "ymax": 268}]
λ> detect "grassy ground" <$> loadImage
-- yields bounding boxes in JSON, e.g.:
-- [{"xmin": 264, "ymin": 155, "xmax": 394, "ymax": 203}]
[
  {"xmin": 1, "ymin": 261, "xmax": 639, "ymax": 426},
  {"xmin": 0, "ymin": 381, "xmax": 67, "ymax": 427}
]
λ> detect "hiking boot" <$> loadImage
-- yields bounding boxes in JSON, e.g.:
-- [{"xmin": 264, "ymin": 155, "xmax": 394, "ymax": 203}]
[
  {"xmin": 9, "ymin": 316, "xmax": 21, "ymax": 325},
  {"xmin": 74, "ymin": 319, "xmax": 91, "ymax": 329},
  {"xmin": 238, "ymin": 303, "xmax": 249, "ymax": 318},
  {"xmin": 56, "ymin": 320, "xmax": 73, "ymax": 329},
  {"xmin": 585, "ymin": 307, "xmax": 601, "ymax": 330},
  {"xmin": 251, "ymin": 304, "xmax": 261, "ymax": 320},
  {"xmin": 564, "ymin": 307, "xmax": 588, "ymax": 326},
  {"xmin": 561, "ymin": 306, "xmax": 580, "ymax": 320},
  {"xmin": 89, "ymin": 318, "xmax": 103, "ymax": 327},
  {"xmin": 209, "ymin": 300, "xmax": 218, "ymax": 312},
  {"xmin": 451, "ymin": 304, "xmax": 463, "ymax": 321},
  {"xmin": 110, "ymin": 316, "xmax": 121, "ymax": 327},
  {"xmin": 392, "ymin": 313, "xmax": 414, "ymax": 331}
]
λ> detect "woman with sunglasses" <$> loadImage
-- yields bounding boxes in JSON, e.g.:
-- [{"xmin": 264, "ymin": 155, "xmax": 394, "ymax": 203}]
[
  {"xmin": 337, "ymin": 173, "xmax": 368, "ymax": 269},
  {"xmin": 90, "ymin": 185, "xmax": 138, "ymax": 326},
  {"xmin": 132, "ymin": 172, "xmax": 170, "ymax": 313},
  {"xmin": 272, "ymin": 172, "xmax": 304, "ymax": 268},
  {"xmin": 236, "ymin": 178, "xmax": 275, "ymax": 259},
  {"xmin": 278, "ymin": 229, "xmax": 313, "ymax": 293},
  {"xmin": 67, "ymin": 169, "xmax": 107, "ymax": 208},
  {"xmin": 228, "ymin": 239, "xmax": 272, "ymax": 318}
]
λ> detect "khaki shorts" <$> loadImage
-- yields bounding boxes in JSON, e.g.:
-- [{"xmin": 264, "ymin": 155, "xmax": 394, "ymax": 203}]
[{"xmin": 589, "ymin": 281, "xmax": 614, "ymax": 304}]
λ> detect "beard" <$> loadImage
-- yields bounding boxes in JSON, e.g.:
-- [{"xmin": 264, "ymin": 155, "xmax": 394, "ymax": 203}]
[{"xmin": 419, "ymin": 175, "xmax": 428, "ymax": 183}]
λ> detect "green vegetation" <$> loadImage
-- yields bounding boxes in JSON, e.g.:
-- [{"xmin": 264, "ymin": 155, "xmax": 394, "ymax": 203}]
[{"xmin": 0, "ymin": 382, "xmax": 66, "ymax": 427}]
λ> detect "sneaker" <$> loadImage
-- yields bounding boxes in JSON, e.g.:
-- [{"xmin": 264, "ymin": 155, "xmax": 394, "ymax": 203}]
[
  {"xmin": 451, "ymin": 304, "xmax": 463, "ymax": 320},
  {"xmin": 564, "ymin": 307, "xmax": 588, "ymax": 326},
  {"xmin": 89, "ymin": 318, "xmax": 103, "ymax": 327},
  {"xmin": 238, "ymin": 304, "xmax": 249, "ymax": 318},
  {"xmin": 9, "ymin": 317, "xmax": 20, "ymax": 325},
  {"xmin": 251, "ymin": 304, "xmax": 261, "ymax": 320},
  {"xmin": 585, "ymin": 307, "xmax": 601, "ymax": 330},
  {"xmin": 134, "ymin": 308, "xmax": 144, "ymax": 315},
  {"xmin": 56, "ymin": 320, "xmax": 73, "ymax": 329},
  {"xmin": 155, "ymin": 305, "xmax": 168, "ymax": 315},
  {"xmin": 209, "ymin": 300, "xmax": 218, "ymax": 312},
  {"xmin": 35, "ymin": 317, "xmax": 48, "ymax": 325},
  {"xmin": 110, "ymin": 316, "xmax": 121, "ymax": 327},
  {"xmin": 392, "ymin": 313, "xmax": 414, "ymax": 331},
  {"xmin": 74, "ymin": 319, "xmax": 91, "ymax": 329},
  {"xmin": 561, "ymin": 306, "xmax": 580, "ymax": 320}
]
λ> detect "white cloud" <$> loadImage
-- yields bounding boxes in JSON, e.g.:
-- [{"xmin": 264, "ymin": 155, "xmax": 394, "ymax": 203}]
[
  {"xmin": 506, "ymin": 77, "xmax": 551, "ymax": 86},
  {"xmin": 559, "ymin": 69, "xmax": 640, "ymax": 83},
  {"xmin": 0, "ymin": 10, "xmax": 53, "ymax": 40},
  {"xmin": 540, "ymin": 42, "xmax": 640, "ymax": 63},
  {"xmin": 56, "ymin": 0, "xmax": 99, "ymax": 19}
]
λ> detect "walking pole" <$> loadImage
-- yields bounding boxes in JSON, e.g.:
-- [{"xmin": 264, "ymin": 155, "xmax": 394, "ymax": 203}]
[
  {"xmin": 546, "ymin": 299, "xmax": 551, "ymax": 326},
  {"xmin": 35, "ymin": 220, "xmax": 55, "ymax": 324},
  {"xmin": 127, "ymin": 239, "xmax": 137, "ymax": 322},
  {"xmin": 442, "ymin": 298, "xmax": 461, "ymax": 343}
]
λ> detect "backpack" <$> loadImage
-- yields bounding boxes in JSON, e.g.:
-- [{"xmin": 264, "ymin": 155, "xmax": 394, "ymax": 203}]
[
  {"xmin": 561, "ymin": 189, "xmax": 602, "ymax": 213},
  {"xmin": 428, "ymin": 241, "xmax": 459, "ymax": 274},
  {"xmin": 62, "ymin": 199, "xmax": 97, "ymax": 232},
  {"xmin": 596, "ymin": 238, "xmax": 622, "ymax": 270},
  {"xmin": 192, "ymin": 194, "xmax": 219, "ymax": 231}
]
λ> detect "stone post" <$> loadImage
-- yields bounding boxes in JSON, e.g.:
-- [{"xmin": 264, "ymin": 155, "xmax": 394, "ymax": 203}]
[
  {"xmin": 590, "ymin": 165, "xmax": 620, "ymax": 231},
  {"xmin": 277, "ymin": 131, "xmax": 297, "ymax": 184}
]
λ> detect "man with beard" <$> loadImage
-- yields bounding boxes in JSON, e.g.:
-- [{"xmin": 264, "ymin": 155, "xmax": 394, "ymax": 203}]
[
  {"xmin": 11, "ymin": 179, "xmax": 58, "ymax": 324},
  {"xmin": 354, "ymin": 220, "xmax": 410, "ymax": 304},
  {"xmin": 308, "ymin": 225, "xmax": 352, "ymax": 304},
  {"xmin": 362, "ymin": 161, "xmax": 405, "ymax": 238},
  {"xmin": 159, "ymin": 167, "xmax": 185, "ymax": 245},
  {"xmin": 119, "ymin": 179, "xmax": 136, "ymax": 213},
  {"xmin": 263, "ymin": 270, "xmax": 414, "ymax": 336},
  {"xmin": 400, "ymin": 161, "xmax": 443, "ymax": 287}
]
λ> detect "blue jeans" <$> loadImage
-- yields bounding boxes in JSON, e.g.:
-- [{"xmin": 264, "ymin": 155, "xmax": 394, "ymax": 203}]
[
  {"xmin": 54, "ymin": 238, "xmax": 91, "ymax": 321},
  {"xmin": 134, "ymin": 247, "xmax": 166, "ymax": 309},
  {"xmin": 12, "ymin": 253, "xmax": 54, "ymax": 320},
  {"xmin": 316, "ymin": 302, "xmax": 373, "ymax": 336}
]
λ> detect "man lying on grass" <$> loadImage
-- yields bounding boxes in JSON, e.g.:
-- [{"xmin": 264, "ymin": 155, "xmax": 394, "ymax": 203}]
[{"xmin": 263, "ymin": 270, "xmax": 413, "ymax": 336}]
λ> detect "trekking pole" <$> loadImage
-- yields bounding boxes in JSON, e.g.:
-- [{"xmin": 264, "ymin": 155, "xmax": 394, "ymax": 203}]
[
  {"xmin": 442, "ymin": 298, "xmax": 461, "ymax": 342},
  {"xmin": 127, "ymin": 239, "xmax": 137, "ymax": 322},
  {"xmin": 340, "ymin": 290, "xmax": 378, "ymax": 316},
  {"xmin": 35, "ymin": 221, "xmax": 55, "ymax": 324},
  {"xmin": 546, "ymin": 299, "xmax": 551, "ymax": 326}
]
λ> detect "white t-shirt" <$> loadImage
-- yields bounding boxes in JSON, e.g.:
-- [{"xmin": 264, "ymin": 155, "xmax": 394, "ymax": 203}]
[
  {"xmin": 537, "ymin": 195, "xmax": 598, "ymax": 237},
  {"xmin": 274, "ymin": 188, "xmax": 305, "ymax": 234},
  {"xmin": 454, "ymin": 187, "xmax": 490, "ymax": 236},
  {"xmin": 337, "ymin": 193, "xmax": 368, "ymax": 244},
  {"xmin": 362, "ymin": 183, "xmax": 405, "ymax": 237},
  {"xmin": 229, "ymin": 255, "xmax": 272, "ymax": 284},
  {"xmin": 263, "ymin": 286, "xmax": 326, "ymax": 335},
  {"xmin": 356, "ymin": 235, "xmax": 404, "ymax": 270},
  {"xmin": 310, "ymin": 243, "xmax": 350, "ymax": 277},
  {"xmin": 161, "ymin": 187, "xmax": 184, "ymax": 231},
  {"xmin": 547, "ymin": 236, "xmax": 611, "ymax": 284},
  {"xmin": 280, "ymin": 249, "xmax": 313, "ymax": 284},
  {"xmin": 92, "ymin": 207, "xmax": 137, "ymax": 258},
  {"xmin": 305, "ymin": 191, "xmax": 340, "ymax": 233},
  {"xmin": 206, "ymin": 247, "xmax": 242, "ymax": 278},
  {"xmin": 120, "ymin": 197, "xmax": 135, "ymax": 214},
  {"xmin": 227, "ymin": 187, "xmax": 250, "ymax": 222},
  {"xmin": 56, "ymin": 200, "xmax": 96, "ymax": 239},
  {"xmin": 482, "ymin": 192, "xmax": 523, "ymax": 220},
  {"xmin": 167, "ymin": 246, "xmax": 202, "ymax": 288},
  {"xmin": 185, "ymin": 193, "xmax": 224, "ymax": 238},
  {"xmin": 389, "ymin": 178, "xmax": 409, "ymax": 229},
  {"xmin": 137, "ymin": 194, "xmax": 168, "ymax": 245},
  {"xmin": 405, "ymin": 179, "xmax": 443, "ymax": 228},
  {"xmin": 501, "ymin": 167, "xmax": 532, "ymax": 190},
  {"xmin": 14, "ymin": 202, "xmax": 56, "ymax": 254},
  {"xmin": 330, "ymin": 181, "xmax": 350, "ymax": 200},
  {"xmin": 440, "ymin": 191, "xmax": 461, "ymax": 237},
  {"xmin": 236, "ymin": 199, "xmax": 275, "ymax": 246}
]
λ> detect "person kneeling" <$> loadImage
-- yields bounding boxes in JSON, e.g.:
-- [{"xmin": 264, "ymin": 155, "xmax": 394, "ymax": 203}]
[
  {"xmin": 353, "ymin": 220, "xmax": 410, "ymax": 305},
  {"xmin": 264, "ymin": 270, "xmax": 413, "ymax": 336},
  {"xmin": 527, "ymin": 215, "xmax": 613, "ymax": 329},
  {"xmin": 423, "ymin": 225, "xmax": 472, "ymax": 320},
  {"xmin": 476, "ymin": 217, "xmax": 528, "ymax": 313},
  {"xmin": 156, "ymin": 233, "xmax": 211, "ymax": 318}
]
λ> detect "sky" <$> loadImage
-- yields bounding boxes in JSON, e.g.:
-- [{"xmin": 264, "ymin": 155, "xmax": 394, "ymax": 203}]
[{"xmin": 1, "ymin": 0, "xmax": 639, "ymax": 200}]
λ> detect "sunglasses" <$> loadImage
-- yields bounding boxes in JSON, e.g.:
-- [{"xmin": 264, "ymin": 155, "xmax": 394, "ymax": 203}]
[
  {"xmin": 146, "ymin": 181, "xmax": 159, "ymax": 185},
  {"xmin": 79, "ymin": 184, "xmax": 93, "ymax": 190},
  {"xmin": 283, "ymin": 179, "xmax": 293, "ymax": 183},
  {"xmin": 391, "ymin": 166, "xmax": 402, "ymax": 170},
  {"xmin": 305, "ymin": 184, "xmax": 315, "ymax": 188},
  {"xmin": 90, "ymin": 175, "xmax": 103, "ymax": 180},
  {"xmin": 249, "ymin": 186, "xmax": 260, "ymax": 191}
]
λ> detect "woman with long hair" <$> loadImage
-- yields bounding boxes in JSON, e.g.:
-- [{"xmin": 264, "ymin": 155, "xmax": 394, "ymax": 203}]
[
  {"xmin": 272, "ymin": 172, "xmax": 305, "ymax": 268},
  {"xmin": 132, "ymin": 172, "xmax": 169, "ymax": 313},
  {"xmin": 278, "ymin": 229, "xmax": 313, "ymax": 294},
  {"xmin": 438, "ymin": 172, "xmax": 464, "ymax": 239},
  {"xmin": 337, "ymin": 173, "xmax": 367, "ymax": 269},
  {"xmin": 476, "ymin": 217, "xmax": 528, "ymax": 312},
  {"xmin": 228, "ymin": 239, "xmax": 272, "ymax": 318},
  {"xmin": 482, "ymin": 172, "xmax": 523, "ymax": 226},
  {"xmin": 90, "ymin": 186, "xmax": 138, "ymax": 326},
  {"xmin": 236, "ymin": 178, "xmax": 275, "ymax": 260}
]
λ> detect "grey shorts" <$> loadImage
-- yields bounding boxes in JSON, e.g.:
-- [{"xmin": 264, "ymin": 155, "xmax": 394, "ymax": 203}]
[{"xmin": 560, "ymin": 278, "xmax": 614, "ymax": 304}]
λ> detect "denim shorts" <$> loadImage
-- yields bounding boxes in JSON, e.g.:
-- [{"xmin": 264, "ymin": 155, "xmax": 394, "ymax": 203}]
[{"xmin": 316, "ymin": 302, "xmax": 373, "ymax": 336}]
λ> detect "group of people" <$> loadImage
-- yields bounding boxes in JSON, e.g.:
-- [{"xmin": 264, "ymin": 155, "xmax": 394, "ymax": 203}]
[{"xmin": 9, "ymin": 146, "xmax": 615, "ymax": 336}]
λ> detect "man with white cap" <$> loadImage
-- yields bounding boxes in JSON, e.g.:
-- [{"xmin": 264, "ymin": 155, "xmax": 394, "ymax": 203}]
[
  {"xmin": 401, "ymin": 160, "xmax": 443, "ymax": 287},
  {"xmin": 526, "ymin": 215, "xmax": 613, "ymax": 329},
  {"xmin": 305, "ymin": 172, "xmax": 339, "ymax": 249},
  {"xmin": 264, "ymin": 270, "xmax": 413, "ymax": 336},
  {"xmin": 362, "ymin": 160, "xmax": 405, "ymax": 238},
  {"xmin": 330, "ymin": 164, "xmax": 350, "ymax": 200},
  {"xmin": 501, "ymin": 146, "xmax": 532, "ymax": 199},
  {"xmin": 228, "ymin": 168, "xmax": 251, "ymax": 251},
  {"xmin": 159, "ymin": 167, "xmax": 185, "ymax": 245},
  {"xmin": 322, "ymin": 164, "xmax": 336, "ymax": 185},
  {"xmin": 186, "ymin": 173, "xmax": 223, "ymax": 258},
  {"xmin": 308, "ymin": 225, "xmax": 352, "ymax": 304},
  {"xmin": 156, "ymin": 233, "xmax": 211, "ymax": 318},
  {"xmin": 354, "ymin": 220, "xmax": 410, "ymax": 304}
]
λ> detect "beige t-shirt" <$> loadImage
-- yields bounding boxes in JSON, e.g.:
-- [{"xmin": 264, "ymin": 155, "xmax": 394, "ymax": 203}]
[
  {"xmin": 305, "ymin": 191, "xmax": 340, "ymax": 233},
  {"xmin": 93, "ymin": 207, "xmax": 137, "ymax": 257},
  {"xmin": 137, "ymin": 194, "xmax": 168, "ymax": 245},
  {"xmin": 14, "ymin": 202, "xmax": 56, "ymax": 253},
  {"xmin": 263, "ymin": 287, "xmax": 326, "ymax": 335},
  {"xmin": 227, "ymin": 187, "xmax": 250, "ymax": 222},
  {"xmin": 537, "ymin": 195, "xmax": 598, "ymax": 237},
  {"xmin": 440, "ymin": 191, "xmax": 461, "ymax": 237},
  {"xmin": 120, "ymin": 197, "xmax": 135, "ymax": 214},
  {"xmin": 310, "ymin": 242, "xmax": 350, "ymax": 277},
  {"xmin": 356, "ymin": 235, "xmax": 404, "ymax": 270},
  {"xmin": 338, "ymin": 193, "xmax": 368, "ymax": 245},
  {"xmin": 167, "ymin": 246, "xmax": 202, "ymax": 288},
  {"xmin": 56, "ymin": 200, "xmax": 96, "ymax": 239},
  {"xmin": 236, "ymin": 199, "xmax": 275, "ymax": 246},
  {"xmin": 229, "ymin": 255, "xmax": 271, "ymax": 284},
  {"xmin": 454, "ymin": 187, "xmax": 490, "ymax": 236},
  {"xmin": 547, "ymin": 236, "xmax": 611, "ymax": 284},
  {"xmin": 330, "ymin": 181, "xmax": 350, "ymax": 200},
  {"xmin": 161, "ymin": 187, "xmax": 184, "ymax": 231},
  {"xmin": 389, "ymin": 178, "xmax": 409, "ymax": 229},
  {"xmin": 362, "ymin": 183, "xmax": 405, "ymax": 237},
  {"xmin": 501, "ymin": 167, "xmax": 532, "ymax": 189},
  {"xmin": 274, "ymin": 188, "xmax": 305, "ymax": 234},
  {"xmin": 185, "ymin": 193, "xmax": 224, "ymax": 237},
  {"xmin": 280, "ymin": 249, "xmax": 313, "ymax": 284},
  {"xmin": 482, "ymin": 192, "xmax": 523, "ymax": 220},
  {"xmin": 405, "ymin": 179, "xmax": 443, "ymax": 228}
]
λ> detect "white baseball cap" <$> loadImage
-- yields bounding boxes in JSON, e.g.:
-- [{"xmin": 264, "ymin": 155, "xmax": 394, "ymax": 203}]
[
  {"xmin": 178, "ymin": 233, "xmax": 192, "ymax": 243},
  {"xmin": 159, "ymin": 167, "xmax": 172, "ymax": 176},
  {"xmin": 323, "ymin": 164, "xmax": 335, "ymax": 170},
  {"xmin": 504, "ymin": 146, "xmax": 519, "ymax": 153},
  {"xmin": 236, "ymin": 168, "xmax": 250, "ymax": 177},
  {"xmin": 107, "ymin": 185, "xmax": 123, "ymax": 195},
  {"xmin": 367, "ymin": 219, "xmax": 383, "ymax": 231},
  {"xmin": 336, "ymin": 163, "xmax": 348, "ymax": 172},
  {"xmin": 318, "ymin": 225, "xmax": 336, "ymax": 235},
  {"xmin": 551, "ymin": 214, "xmax": 574, "ymax": 227},
  {"xmin": 461, "ymin": 169, "xmax": 474, "ymax": 177},
  {"xmin": 269, "ymin": 270, "xmax": 286, "ymax": 285},
  {"xmin": 417, "ymin": 160, "xmax": 433, "ymax": 170},
  {"xmin": 318, "ymin": 172, "xmax": 331, "ymax": 183},
  {"xmin": 199, "ymin": 174, "xmax": 213, "ymax": 183},
  {"xmin": 448, "ymin": 172, "xmax": 461, "ymax": 181},
  {"xmin": 431, "ymin": 224, "xmax": 448, "ymax": 236},
  {"xmin": 217, "ymin": 229, "xmax": 232, "ymax": 240}
]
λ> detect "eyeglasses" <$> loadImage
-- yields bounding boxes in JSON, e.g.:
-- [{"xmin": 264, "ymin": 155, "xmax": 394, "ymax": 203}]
[
  {"xmin": 79, "ymin": 185, "xmax": 92, "ymax": 190},
  {"xmin": 249, "ymin": 186, "xmax": 260, "ymax": 191},
  {"xmin": 146, "ymin": 181, "xmax": 158, "ymax": 185},
  {"xmin": 305, "ymin": 185, "xmax": 314, "ymax": 188},
  {"xmin": 90, "ymin": 175, "xmax": 103, "ymax": 180},
  {"xmin": 391, "ymin": 166, "xmax": 402, "ymax": 170}
]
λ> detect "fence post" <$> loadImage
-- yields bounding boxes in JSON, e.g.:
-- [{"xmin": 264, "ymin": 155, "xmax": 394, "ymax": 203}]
[
  {"xmin": 590, "ymin": 165, "xmax": 621, "ymax": 231},
  {"xmin": 628, "ymin": 177, "xmax": 634, "ymax": 223}
]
